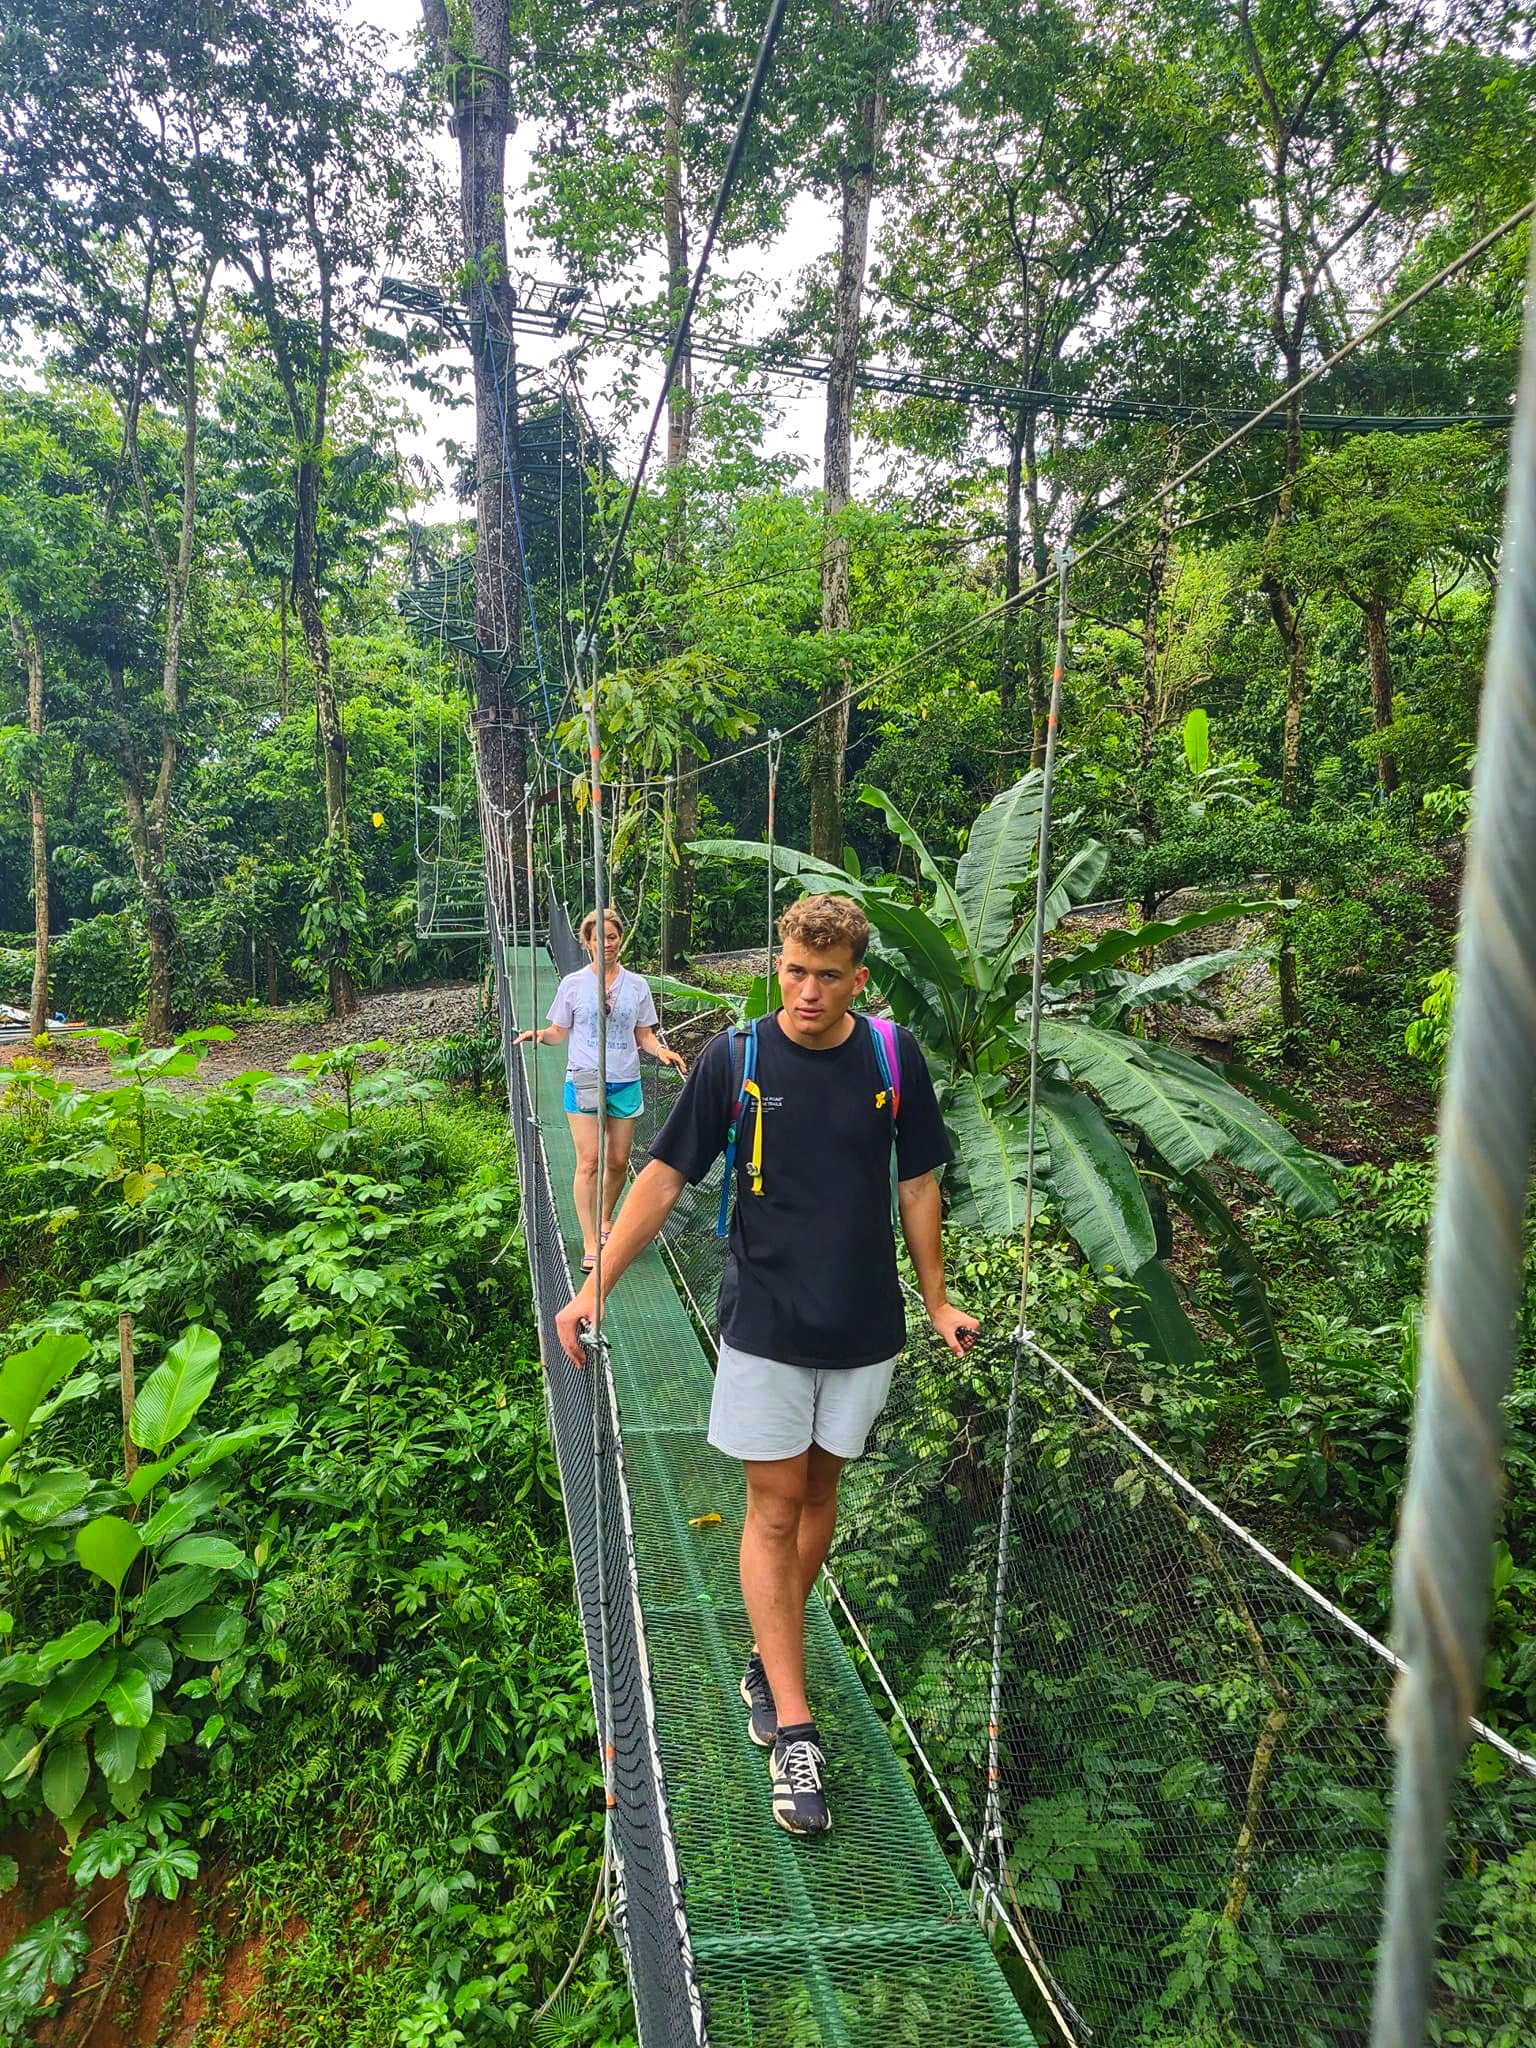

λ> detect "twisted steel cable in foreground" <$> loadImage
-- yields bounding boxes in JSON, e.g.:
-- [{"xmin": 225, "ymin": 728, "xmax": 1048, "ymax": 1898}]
[{"xmin": 1372, "ymin": 236, "xmax": 1536, "ymax": 2047}]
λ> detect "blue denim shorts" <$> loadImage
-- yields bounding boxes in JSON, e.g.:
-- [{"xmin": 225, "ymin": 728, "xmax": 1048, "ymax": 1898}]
[{"xmin": 563, "ymin": 1076, "xmax": 644, "ymax": 1119}]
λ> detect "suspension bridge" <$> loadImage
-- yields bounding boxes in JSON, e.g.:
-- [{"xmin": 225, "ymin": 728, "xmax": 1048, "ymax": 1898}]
[{"xmin": 391, "ymin": 11, "xmax": 1536, "ymax": 2035}]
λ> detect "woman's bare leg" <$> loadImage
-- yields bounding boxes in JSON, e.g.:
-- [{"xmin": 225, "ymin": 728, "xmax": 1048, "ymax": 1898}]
[{"xmin": 568, "ymin": 1112, "xmax": 599, "ymax": 1256}]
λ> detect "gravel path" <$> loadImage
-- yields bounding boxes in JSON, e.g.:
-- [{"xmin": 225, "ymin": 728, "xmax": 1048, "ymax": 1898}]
[{"xmin": 8, "ymin": 981, "xmax": 484, "ymax": 1092}]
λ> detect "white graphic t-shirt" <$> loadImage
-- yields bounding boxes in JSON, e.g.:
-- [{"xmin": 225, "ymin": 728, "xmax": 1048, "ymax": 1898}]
[{"xmin": 547, "ymin": 966, "xmax": 658, "ymax": 1085}]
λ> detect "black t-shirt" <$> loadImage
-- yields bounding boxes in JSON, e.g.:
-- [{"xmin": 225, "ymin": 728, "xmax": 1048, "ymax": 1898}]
[{"xmin": 649, "ymin": 1013, "xmax": 953, "ymax": 1369}]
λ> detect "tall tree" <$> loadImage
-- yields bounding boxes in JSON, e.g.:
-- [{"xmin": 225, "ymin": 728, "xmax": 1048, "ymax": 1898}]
[
  {"xmin": 1269, "ymin": 426, "xmax": 1492, "ymax": 795},
  {"xmin": 806, "ymin": 0, "xmax": 905, "ymax": 862},
  {"xmin": 0, "ymin": 0, "xmax": 242, "ymax": 1037},
  {"xmin": 421, "ymin": 0, "xmax": 528, "ymax": 916},
  {"xmin": 1230, "ymin": 0, "xmax": 1434, "ymax": 1041},
  {"xmin": 874, "ymin": 0, "xmax": 1247, "ymax": 761},
  {"xmin": 235, "ymin": 8, "xmax": 422, "ymax": 1014}
]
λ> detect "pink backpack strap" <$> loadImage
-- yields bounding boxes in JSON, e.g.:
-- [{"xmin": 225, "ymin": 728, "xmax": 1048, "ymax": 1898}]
[{"xmin": 867, "ymin": 1014, "xmax": 902, "ymax": 1121}]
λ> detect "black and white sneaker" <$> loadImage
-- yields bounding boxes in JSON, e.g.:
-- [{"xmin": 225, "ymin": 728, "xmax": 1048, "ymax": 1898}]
[
  {"xmin": 739, "ymin": 1652, "xmax": 778, "ymax": 1749},
  {"xmin": 769, "ymin": 1723, "xmax": 830, "ymax": 1836}
]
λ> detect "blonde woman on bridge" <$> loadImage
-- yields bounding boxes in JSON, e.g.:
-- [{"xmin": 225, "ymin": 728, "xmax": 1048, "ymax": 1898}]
[{"xmin": 517, "ymin": 907, "xmax": 686, "ymax": 1271}]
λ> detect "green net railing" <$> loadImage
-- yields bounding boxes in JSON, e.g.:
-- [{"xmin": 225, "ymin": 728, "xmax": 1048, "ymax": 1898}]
[
  {"xmin": 506, "ymin": 916, "xmax": 1038, "ymax": 2048},
  {"xmin": 627, "ymin": 1056, "xmax": 1536, "ymax": 2048}
]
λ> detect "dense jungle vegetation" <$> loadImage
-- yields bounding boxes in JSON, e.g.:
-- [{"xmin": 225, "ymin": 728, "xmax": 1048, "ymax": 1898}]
[{"xmin": 1, "ymin": 0, "xmax": 1535, "ymax": 2038}]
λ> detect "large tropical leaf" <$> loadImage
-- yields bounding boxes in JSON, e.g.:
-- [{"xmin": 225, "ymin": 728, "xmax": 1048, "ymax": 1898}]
[
  {"xmin": 1044, "ymin": 899, "xmax": 1283, "ymax": 987},
  {"xmin": 853, "ymin": 895, "xmax": 970, "ymax": 1007},
  {"xmin": 1091, "ymin": 948, "xmax": 1263, "ymax": 1026},
  {"xmin": 129, "ymin": 1326, "xmax": 220, "ymax": 1455},
  {"xmin": 857, "ymin": 786, "xmax": 971, "ymax": 935},
  {"xmin": 1219, "ymin": 1061, "xmax": 1324, "ymax": 1130},
  {"xmin": 953, "ymin": 772, "xmax": 1044, "ymax": 955},
  {"xmin": 994, "ymin": 841, "xmax": 1112, "ymax": 986},
  {"xmin": 1040, "ymin": 841, "xmax": 1112, "ymax": 936},
  {"xmin": 1037, "ymin": 1021, "xmax": 1228, "ymax": 1173},
  {"xmin": 1174, "ymin": 1169, "xmax": 1292, "ymax": 1398},
  {"xmin": 1123, "ymin": 1258, "xmax": 1203, "ymax": 1366},
  {"xmin": 861, "ymin": 955, "xmax": 951, "ymax": 1055},
  {"xmin": 689, "ymin": 839, "xmax": 849, "ymax": 886},
  {"xmin": 0, "ymin": 1333, "xmax": 89, "ymax": 1443},
  {"xmin": 1035, "ymin": 1077, "xmax": 1156, "ymax": 1276},
  {"xmin": 943, "ymin": 1074, "xmax": 1041, "ymax": 1235},
  {"xmin": 1137, "ymin": 1043, "xmax": 1336, "ymax": 1217}
]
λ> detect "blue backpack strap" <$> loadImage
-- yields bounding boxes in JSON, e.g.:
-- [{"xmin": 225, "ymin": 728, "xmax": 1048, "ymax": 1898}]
[{"xmin": 715, "ymin": 1020, "xmax": 758, "ymax": 1237}]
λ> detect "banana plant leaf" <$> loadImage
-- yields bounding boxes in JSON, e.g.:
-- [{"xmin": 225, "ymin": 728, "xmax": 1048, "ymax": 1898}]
[
  {"xmin": 1218, "ymin": 1061, "xmax": 1324, "ymax": 1129},
  {"xmin": 1090, "ymin": 947, "xmax": 1264, "ymax": 1027},
  {"xmin": 1036, "ymin": 1019, "xmax": 1229, "ymax": 1174},
  {"xmin": 690, "ymin": 839, "xmax": 849, "ymax": 885},
  {"xmin": 1173, "ymin": 1168, "xmax": 1292, "ymax": 1397},
  {"xmin": 861, "ymin": 954, "xmax": 951, "ymax": 1055},
  {"xmin": 1135, "ymin": 1041, "xmax": 1336, "ymax": 1217},
  {"xmin": 1043, "ymin": 899, "xmax": 1283, "ymax": 987},
  {"xmin": 1041, "ymin": 841, "xmax": 1112, "ymax": 936},
  {"xmin": 856, "ymin": 785, "xmax": 971, "ymax": 936},
  {"xmin": 1123, "ymin": 1257, "xmax": 1203, "ymax": 1366},
  {"xmin": 952, "ymin": 772, "xmax": 1045, "ymax": 955},
  {"xmin": 1035, "ymin": 1075, "xmax": 1157, "ymax": 1276},
  {"xmin": 944, "ymin": 1073, "xmax": 1041, "ymax": 1235},
  {"xmin": 992, "ymin": 839, "xmax": 1110, "ymax": 986}
]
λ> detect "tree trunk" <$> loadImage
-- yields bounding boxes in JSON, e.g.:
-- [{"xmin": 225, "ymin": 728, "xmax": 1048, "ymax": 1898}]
[
  {"xmin": 1265, "ymin": 375, "xmax": 1306, "ymax": 1061},
  {"xmin": 808, "ymin": 1, "xmax": 892, "ymax": 864},
  {"xmin": 1364, "ymin": 599, "xmax": 1398, "ymax": 796},
  {"xmin": 277, "ymin": 581, "xmax": 290, "ymax": 717},
  {"xmin": 1021, "ymin": 407, "xmax": 1050, "ymax": 767},
  {"xmin": 997, "ymin": 408, "xmax": 1026, "ymax": 717},
  {"xmin": 12, "ymin": 620, "xmax": 49, "ymax": 1041},
  {"xmin": 661, "ymin": 0, "xmax": 696, "ymax": 970},
  {"xmin": 118, "ymin": 260, "xmax": 215, "ymax": 1043},
  {"xmin": 264, "ymin": 936, "xmax": 280, "ymax": 1007},
  {"xmin": 663, "ymin": 766, "xmax": 699, "ymax": 969},
  {"xmin": 423, "ymin": 0, "xmax": 528, "ymax": 922},
  {"xmin": 293, "ymin": 458, "xmax": 356, "ymax": 1018},
  {"xmin": 1138, "ymin": 506, "xmax": 1175, "ymax": 919}
]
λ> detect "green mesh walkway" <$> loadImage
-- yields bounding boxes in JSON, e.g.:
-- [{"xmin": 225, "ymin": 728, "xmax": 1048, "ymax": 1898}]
[{"xmin": 515, "ymin": 947, "xmax": 1036, "ymax": 2048}]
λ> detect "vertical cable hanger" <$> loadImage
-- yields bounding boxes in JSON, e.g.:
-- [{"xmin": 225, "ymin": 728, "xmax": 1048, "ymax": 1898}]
[
  {"xmin": 977, "ymin": 546, "xmax": 1073, "ymax": 1914},
  {"xmin": 764, "ymin": 729, "xmax": 783, "ymax": 982}
]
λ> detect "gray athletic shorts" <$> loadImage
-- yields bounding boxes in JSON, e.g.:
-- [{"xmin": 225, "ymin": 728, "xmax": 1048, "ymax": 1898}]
[{"xmin": 707, "ymin": 1340, "xmax": 898, "ymax": 1462}]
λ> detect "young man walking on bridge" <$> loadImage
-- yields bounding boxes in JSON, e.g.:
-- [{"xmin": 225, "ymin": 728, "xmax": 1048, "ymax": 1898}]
[{"xmin": 556, "ymin": 893, "xmax": 978, "ymax": 1838}]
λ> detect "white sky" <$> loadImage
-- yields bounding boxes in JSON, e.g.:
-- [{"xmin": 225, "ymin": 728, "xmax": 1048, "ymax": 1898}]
[{"xmin": 356, "ymin": 0, "xmax": 838, "ymax": 514}]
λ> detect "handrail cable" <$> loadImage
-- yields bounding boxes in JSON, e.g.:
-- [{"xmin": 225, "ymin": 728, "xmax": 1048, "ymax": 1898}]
[{"xmin": 1370, "ymin": 234, "xmax": 1536, "ymax": 2046}]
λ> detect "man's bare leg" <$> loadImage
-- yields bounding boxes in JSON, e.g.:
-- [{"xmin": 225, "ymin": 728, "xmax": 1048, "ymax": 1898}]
[
  {"xmin": 740, "ymin": 1453, "xmax": 812, "ymax": 1729},
  {"xmin": 798, "ymin": 1444, "xmax": 845, "ymax": 1598}
]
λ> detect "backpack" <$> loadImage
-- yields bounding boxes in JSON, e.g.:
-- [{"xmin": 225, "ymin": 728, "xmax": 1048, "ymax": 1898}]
[{"xmin": 714, "ymin": 1013, "xmax": 902, "ymax": 1237}]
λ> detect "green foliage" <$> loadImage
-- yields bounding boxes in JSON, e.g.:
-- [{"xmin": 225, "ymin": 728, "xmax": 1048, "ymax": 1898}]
[
  {"xmin": 0, "ymin": 1038, "xmax": 620, "ymax": 2040},
  {"xmin": 697, "ymin": 774, "xmax": 1333, "ymax": 1388}
]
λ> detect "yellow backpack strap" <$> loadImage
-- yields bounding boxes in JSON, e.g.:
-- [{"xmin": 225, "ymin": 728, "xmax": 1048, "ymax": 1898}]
[{"xmin": 745, "ymin": 1077, "xmax": 764, "ymax": 1195}]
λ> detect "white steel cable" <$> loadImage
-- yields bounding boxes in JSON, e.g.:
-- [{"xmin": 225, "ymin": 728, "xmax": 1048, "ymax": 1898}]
[{"xmin": 1371, "ymin": 234, "xmax": 1536, "ymax": 2045}]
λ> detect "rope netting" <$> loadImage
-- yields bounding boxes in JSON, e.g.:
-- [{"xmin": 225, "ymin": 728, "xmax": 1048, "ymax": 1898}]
[{"xmin": 625, "ymin": 1058, "xmax": 1536, "ymax": 2048}]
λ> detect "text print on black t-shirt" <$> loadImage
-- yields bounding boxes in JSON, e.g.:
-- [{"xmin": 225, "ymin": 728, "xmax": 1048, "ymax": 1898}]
[{"xmin": 648, "ymin": 1014, "xmax": 953, "ymax": 1370}]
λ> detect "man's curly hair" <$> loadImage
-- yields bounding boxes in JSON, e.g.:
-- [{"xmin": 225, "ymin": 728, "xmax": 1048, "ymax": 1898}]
[{"xmin": 777, "ymin": 893, "xmax": 870, "ymax": 964}]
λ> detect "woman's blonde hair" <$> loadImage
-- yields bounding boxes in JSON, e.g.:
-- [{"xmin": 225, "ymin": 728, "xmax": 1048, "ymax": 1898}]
[{"xmin": 580, "ymin": 908, "xmax": 625, "ymax": 945}]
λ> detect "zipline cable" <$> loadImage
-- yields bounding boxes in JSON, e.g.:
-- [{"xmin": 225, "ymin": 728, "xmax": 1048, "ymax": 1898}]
[
  {"xmin": 1370, "ymin": 236, "xmax": 1536, "ymax": 2048},
  {"xmin": 557, "ymin": 0, "xmax": 791, "ymax": 735}
]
